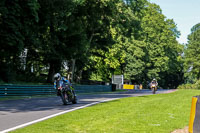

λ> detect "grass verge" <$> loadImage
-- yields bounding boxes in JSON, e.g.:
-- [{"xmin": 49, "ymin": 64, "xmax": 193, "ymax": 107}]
[{"xmin": 11, "ymin": 89, "xmax": 200, "ymax": 133}]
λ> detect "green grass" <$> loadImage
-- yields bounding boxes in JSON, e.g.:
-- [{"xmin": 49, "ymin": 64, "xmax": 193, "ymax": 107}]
[{"xmin": 11, "ymin": 89, "xmax": 200, "ymax": 133}]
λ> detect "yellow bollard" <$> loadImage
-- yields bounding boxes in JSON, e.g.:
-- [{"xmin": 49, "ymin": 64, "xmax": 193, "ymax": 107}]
[
  {"xmin": 188, "ymin": 96, "xmax": 200, "ymax": 133},
  {"xmin": 189, "ymin": 97, "xmax": 198, "ymax": 133}
]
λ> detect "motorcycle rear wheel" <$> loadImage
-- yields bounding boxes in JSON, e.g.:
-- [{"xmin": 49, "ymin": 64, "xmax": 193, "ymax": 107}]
[{"xmin": 72, "ymin": 90, "xmax": 77, "ymax": 104}]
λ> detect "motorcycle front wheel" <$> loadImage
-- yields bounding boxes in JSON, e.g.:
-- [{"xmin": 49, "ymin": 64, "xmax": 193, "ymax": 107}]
[
  {"xmin": 152, "ymin": 88, "xmax": 156, "ymax": 94},
  {"xmin": 61, "ymin": 91, "xmax": 68, "ymax": 105}
]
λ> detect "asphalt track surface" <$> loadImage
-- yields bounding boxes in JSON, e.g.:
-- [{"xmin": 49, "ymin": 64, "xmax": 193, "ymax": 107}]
[{"xmin": 0, "ymin": 89, "xmax": 176, "ymax": 132}]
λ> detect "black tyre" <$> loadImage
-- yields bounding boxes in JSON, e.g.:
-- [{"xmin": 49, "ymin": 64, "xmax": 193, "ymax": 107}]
[
  {"xmin": 152, "ymin": 88, "xmax": 156, "ymax": 94},
  {"xmin": 61, "ymin": 91, "xmax": 68, "ymax": 105},
  {"xmin": 72, "ymin": 90, "xmax": 77, "ymax": 104}
]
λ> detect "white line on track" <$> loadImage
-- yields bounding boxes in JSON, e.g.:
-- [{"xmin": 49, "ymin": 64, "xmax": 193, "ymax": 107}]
[{"xmin": 0, "ymin": 98, "xmax": 119, "ymax": 133}]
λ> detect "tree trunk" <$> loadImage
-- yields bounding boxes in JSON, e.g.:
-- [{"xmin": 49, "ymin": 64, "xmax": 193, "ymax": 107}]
[
  {"xmin": 47, "ymin": 60, "xmax": 61, "ymax": 83},
  {"xmin": 47, "ymin": 62, "xmax": 55, "ymax": 83},
  {"xmin": 71, "ymin": 59, "xmax": 76, "ymax": 83}
]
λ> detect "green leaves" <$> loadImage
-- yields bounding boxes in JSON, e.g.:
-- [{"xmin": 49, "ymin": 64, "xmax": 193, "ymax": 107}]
[
  {"xmin": 124, "ymin": 39, "xmax": 146, "ymax": 80},
  {"xmin": 120, "ymin": 1, "xmax": 183, "ymax": 87},
  {"xmin": 0, "ymin": 0, "xmax": 184, "ymax": 87},
  {"xmin": 184, "ymin": 23, "xmax": 200, "ymax": 81},
  {"xmin": 27, "ymin": 0, "xmax": 40, "ymax": 22}
]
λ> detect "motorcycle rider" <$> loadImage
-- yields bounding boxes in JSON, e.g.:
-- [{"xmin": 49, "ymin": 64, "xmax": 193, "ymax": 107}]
[
  {"xmin": 150, "ymin": 78, "xmax": 158, "ymax": 88},
  {"xmin": 53, "ymin": 73, "xmax": 73, "ymax": 96}
]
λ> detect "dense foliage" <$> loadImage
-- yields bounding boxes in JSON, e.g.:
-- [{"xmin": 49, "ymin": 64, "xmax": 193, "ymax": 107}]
[
  {"xmin": 179, "ymin": 23, "xmax": 200, "ymax": 89},
  {"xmin": 184, "ymin": 23, "xmax": 200, "ymax": 82},
  {"xmin": 0, "ymin": 0, "xmax": 186, "ymax": 88}
]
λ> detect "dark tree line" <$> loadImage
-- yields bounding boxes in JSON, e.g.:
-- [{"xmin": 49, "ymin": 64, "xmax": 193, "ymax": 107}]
[{"xmin": 0, "ymin": 0, "xmax": 185, "ymax": 88}]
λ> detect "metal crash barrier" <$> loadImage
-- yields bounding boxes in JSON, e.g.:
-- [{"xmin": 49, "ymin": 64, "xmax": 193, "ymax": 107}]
[
  {"xmin": 0, "ymin": 84, "xmax": 112, "ymax": 97},
  {"xmin": 0, "ymin": 85, "xmax": 55, "ymax": 97},
  {"xmin": 189, "ymin": 96, "xmax": 200, "ymax": 133},
  {"xmin": 74, "ymin": 85, "xmax": 112, "ymax": 94}
]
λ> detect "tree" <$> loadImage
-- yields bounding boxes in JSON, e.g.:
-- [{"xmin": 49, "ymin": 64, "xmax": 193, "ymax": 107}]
[
  {"xmin": 80, "ymin": 0, "xmax": 128, "ymax": 80},
  {"xmin": 0, "ymin": 0, "xmax": 39, "ymax": 82},
  {"xmin": 84, "ymin": 0, "xmax": 139, "ymax": 81},
  {"xmin": 123, "ymin": 2, "xmax": 183, "ymax": 88},
  {"xmin": 0, "ymin": 0, "xmax": 184, "ymax": 88},
  {"xmin": 36, "ymin": 0, "xmax": 90, "ymax": 82},
  {"xmin": 184, "ymin": 23, "xmax": 200, "ymax": 81},
  {"xmin": 124, "ymin": 39, "xmax": 146, "ymax": 83}
]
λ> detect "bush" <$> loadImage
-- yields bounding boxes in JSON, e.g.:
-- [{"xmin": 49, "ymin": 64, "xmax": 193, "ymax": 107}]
[
  {"xmin": 177, "ymin": 84, "xmax": 193, "ymax": 89},
  {"xmin": 195, "ymin": 80, "xmax": 200, "ymax": 89},
  {"xmin": 177, "ymin": 80, "xmax": 200, "ymax": 89}
]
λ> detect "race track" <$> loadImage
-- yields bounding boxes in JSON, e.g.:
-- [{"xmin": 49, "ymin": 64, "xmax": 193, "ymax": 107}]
[{"xmin": 0, "ymin": 89, "xmax": 176, "ymax": 132}]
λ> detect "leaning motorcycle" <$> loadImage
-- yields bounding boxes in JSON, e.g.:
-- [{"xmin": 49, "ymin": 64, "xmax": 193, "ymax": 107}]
[
  {"xmin": 151, "ymin": 83, "xmax": 157, "ymax": 94},
  {"xmin": 57, "ymin": 80, "xmax": 77, "ymax": 105}
]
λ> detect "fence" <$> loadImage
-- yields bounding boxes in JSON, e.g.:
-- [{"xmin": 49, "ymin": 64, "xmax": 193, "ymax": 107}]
[{"xmin": 0, "ymin": 84, "xmax": 112, "ymax": 97}]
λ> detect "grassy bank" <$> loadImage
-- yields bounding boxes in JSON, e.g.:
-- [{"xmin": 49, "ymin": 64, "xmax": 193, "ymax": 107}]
[{"xmin": 11, "ymin": 89, "xmax": 200, "ymax": 133}]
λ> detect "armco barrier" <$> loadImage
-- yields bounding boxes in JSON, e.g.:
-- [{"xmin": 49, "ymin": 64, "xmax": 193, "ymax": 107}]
[
  {"xmin": 189, "ymin": 96, "xmax": 200, "ymax": 133},
  {"xmin": 74, "ymin": 85, "xmax": 112, "ymax": 94},
  {"xmin": 0, "ymin": 85, "xmax": 112, "ymax": 97},
  {"xmin": 0, "ymin": 85, "xmax": 55, "ymax": 97}
]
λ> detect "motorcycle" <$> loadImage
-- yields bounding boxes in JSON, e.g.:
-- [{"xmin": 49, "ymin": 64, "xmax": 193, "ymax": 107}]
[
  {"xmin": 57, "ymin": 80, "xmax": 77, "ymax": 105},
  {"xmin": 151, "ymin": 83, "xmax": 157, "ymax": 94}
]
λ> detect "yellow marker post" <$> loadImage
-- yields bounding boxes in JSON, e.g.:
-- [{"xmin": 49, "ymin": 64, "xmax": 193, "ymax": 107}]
[
  {"xmin": 189, "ymin": 97, "xmax": 198, "ymax": 133},
  {"xmin": 139, "ymin": 84, "xmax": 143, "ymax": 90}
]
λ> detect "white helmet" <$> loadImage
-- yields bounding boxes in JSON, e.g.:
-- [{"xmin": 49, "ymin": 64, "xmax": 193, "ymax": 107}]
[{"xmin": 54, "ymin": 73, "xmax": 61, "ymax": 80}]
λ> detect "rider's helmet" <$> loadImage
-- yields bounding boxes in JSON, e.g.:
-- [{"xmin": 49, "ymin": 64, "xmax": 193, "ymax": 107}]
[
  {"xmin": 54, "ymin": 73, "xmax": 61, "ymax": 81},
  {"xmin": 153, "ymin": 78, "xmax": 156, "ymax": 81}
]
